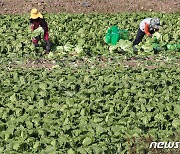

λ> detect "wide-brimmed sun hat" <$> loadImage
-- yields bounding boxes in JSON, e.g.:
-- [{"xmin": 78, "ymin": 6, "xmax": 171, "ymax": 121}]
[
  {"xmin": 30, "ymin": 8, "xmax": 43, "ymax": 19},
  {"xmin": 150, "ymin": 18, "xmax": 161, "ymax": 29}
]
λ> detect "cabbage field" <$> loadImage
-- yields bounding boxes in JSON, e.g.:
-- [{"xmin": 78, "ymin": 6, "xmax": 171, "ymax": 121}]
[{"xmin": 0, "ymin": 12, "xmax": 180, "ymax": 153}]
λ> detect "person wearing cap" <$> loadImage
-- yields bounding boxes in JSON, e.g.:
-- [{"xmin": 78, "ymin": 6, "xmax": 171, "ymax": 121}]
[
  {"xmin": 133, "ymin": 18, "xmax": 161, "ymax": 47},
  {"xmin": 30, "ymin": 8, "xmax": 51, "ymax": 53}
]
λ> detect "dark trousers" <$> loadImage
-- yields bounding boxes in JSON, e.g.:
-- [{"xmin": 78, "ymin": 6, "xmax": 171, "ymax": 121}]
[
  {"xmin": 133, "ymin": 28, "xmax": 154, "ymax": 45},
  {"xmin": 32, "ymin": 35, "xmax": 51, "ymax": 52}
]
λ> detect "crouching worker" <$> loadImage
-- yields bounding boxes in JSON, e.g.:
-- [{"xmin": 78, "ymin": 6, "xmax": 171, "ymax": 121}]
[
  {"xmin": 133, "ymin": 18, "xmax": 161, "ymax": 50},
  {"xmin": 30, "ymin": 8, "xmax": 51, "ymax": 53}
]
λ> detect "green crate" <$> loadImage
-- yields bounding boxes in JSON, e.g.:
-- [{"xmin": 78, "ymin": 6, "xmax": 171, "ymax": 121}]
[{"xmin": 105, "ymin": 26, "xmax": 129, "ymax": 45}]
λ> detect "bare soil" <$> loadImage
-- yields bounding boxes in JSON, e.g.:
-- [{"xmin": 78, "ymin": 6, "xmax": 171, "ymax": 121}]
[
  {"xmin": 0, "ymin": 0, "xmax": 179, "ymax": 14},
  {"xmin": 20, "ymin": 59, "xmax": 56, "ymax": 70},
  {"xmin": 8, "ymin": 56, "xmax": 180, "ymax": 70}
]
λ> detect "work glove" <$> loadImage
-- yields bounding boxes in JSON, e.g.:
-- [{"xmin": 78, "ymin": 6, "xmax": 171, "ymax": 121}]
[{"xmin": 34, "ymin": 43, "xmax": 39, "ymax": 47}]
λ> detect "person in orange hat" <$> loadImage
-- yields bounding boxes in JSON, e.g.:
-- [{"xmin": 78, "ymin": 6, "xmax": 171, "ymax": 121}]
[{"xmin": 30, "ymin": 8, "xmax": 51, "ymax": 53}]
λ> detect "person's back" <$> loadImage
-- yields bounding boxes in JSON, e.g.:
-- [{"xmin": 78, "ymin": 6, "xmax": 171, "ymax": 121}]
[
  {"xmin": 133, "ymin": 18, "xmax": 161, "ymax": 49},
  {"xmin": 140, "ymin": 18, "xmax": 153, "ymax": 32}
]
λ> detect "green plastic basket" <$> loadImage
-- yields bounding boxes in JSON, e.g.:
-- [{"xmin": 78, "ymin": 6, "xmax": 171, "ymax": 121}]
[{"xmin": 105, "ymin": 26, "xmax": 129, "ymax": 45}]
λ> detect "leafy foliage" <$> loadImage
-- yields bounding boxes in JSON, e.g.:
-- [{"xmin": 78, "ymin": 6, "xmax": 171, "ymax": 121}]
[
  {"xmin": 0, "ymin": 12, "xmax": 180, "ymax": 153},
  {"xmin": 0, "ymin": 12, "xmax": 180, "ymax": 62},
  {"xmin": 0, "ymin": 64, "xmax": 180, "ymax": 153}
]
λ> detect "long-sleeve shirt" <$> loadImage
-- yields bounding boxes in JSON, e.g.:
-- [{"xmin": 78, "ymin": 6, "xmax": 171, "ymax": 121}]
[
  {"xmin": 30, "ymin": 17, "xmax": 48, "ymax": 32},
  {"xmin": 30, "ymin": 17, "xmax": 49, "ymax": 41},
  {"xmin": 139, "ymin": 18, "xmax": 154, "ymax": 36}
]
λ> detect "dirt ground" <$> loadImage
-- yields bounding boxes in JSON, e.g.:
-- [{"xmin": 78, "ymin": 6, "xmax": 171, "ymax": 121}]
[
  {"xmin": 7, "ymin": 55, "xmax": 180, "ymax": 71},
  {"xmin": 0, "ymin": 0, "xmax": 179, "ymax": 14}
]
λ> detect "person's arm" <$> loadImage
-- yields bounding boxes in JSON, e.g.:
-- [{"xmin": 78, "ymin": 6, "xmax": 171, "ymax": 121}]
[
  {"xmin": 144, "ymin": 22, "xmax": 151, "ymax": 37},
  {"xmin": 41, "ymin": 18, "xmax": 48, "ymax": 31},
  {"xmin": 30, "ymin": 19, "xmax": 35, "ymax": 31}
]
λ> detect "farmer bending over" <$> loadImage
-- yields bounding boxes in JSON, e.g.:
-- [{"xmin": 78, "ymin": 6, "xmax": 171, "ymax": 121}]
[
  {"xmin": 30, "ymin": 8, "xmax": 51, "ymax": 53},
  {"xmin": 133, "ymin": 18, "xmax": 161, "ymax": 48}
]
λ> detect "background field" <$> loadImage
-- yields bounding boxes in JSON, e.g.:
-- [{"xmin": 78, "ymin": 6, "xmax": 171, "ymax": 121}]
[
  {"xmin": 0, "ymin": 0, "xmax": 180, "ymax": 14},
  {"xmin": 0, "ymin": 0, "xmax": 180, "ymax": 154}
]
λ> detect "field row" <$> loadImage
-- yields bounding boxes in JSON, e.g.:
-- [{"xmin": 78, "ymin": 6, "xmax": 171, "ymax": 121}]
[
  {"xmin": 0, "ymin": 64, "xmax": 180, "ymax": 153},
  {"xmin": 0, "ymin": 13, "xmax": 179, "ymax": 62}
]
